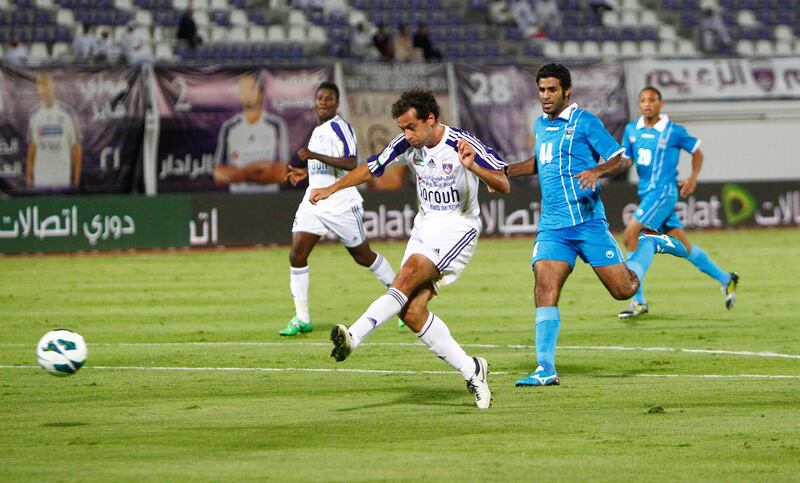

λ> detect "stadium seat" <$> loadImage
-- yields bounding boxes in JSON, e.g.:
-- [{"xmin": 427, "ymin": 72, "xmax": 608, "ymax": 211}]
[
  {"xmin": 135, "ymin": 10, "xmax": 152, "ymax": 27},
  {"xmin": 542, "ymin": 41, "xmax": 560, "ymax": 58},
  {"xmin": 676, "ymin": 39, "xmax": 698, "ymax": 56},
  {"xmin": 620, "ymin": 11, "xmax": 638, "ymax": 27},
  {"xmin": 307, "ymin": 25, "xmax": 327, "ymax": 44},
  {"xmin": 194, "ymin": 10, "xmax": 209, "ymax": 28},
  {"xmin": 230, "ymin": 9, "xmax": 248, "ymax": 26},
  {"xmin": 582, "ymin": 40, "xmax": 600, "ymax": 58},
  {"xmin": 561, "ymin": 40, "xmax": 581, "ymax": 58},
  {"xmin": 192, "ymin": 0, "xmax": 209, "ymax": 11},
  {"xmin": 658, "ymin": 40, "xmax": 678, "ymax": 57},
  {"xmin": 601, "ymin": 40, "xmax": 620, "ymax": 58},
  {"xmin": 773, "ymin": 25, "xmax": 793, "ymax": 41},
  {"xmin": 249, "ymin": 25, "xmax": 267, "ymax": 42},
  {"xmin": 56, "ymin": 9, "xmax": 75, "ymax": 27},
  {"xmin": 754, "ymin": 39, "xmax": 774, "ymax": 56},
  {"xmin": 209, "ymin": 0, "xmax": 228, "ymax": 9},
  {"xmin": 639, "ymin": 10, "xmax": 658, "ymax": 27},
  {"xmin": 774, "ymin": 39, "xmax": 792, "ymax": 55},
  {"xmin": 287, "ymin": 9, "xmax": 307, "ymax": 26},
  {"xmin": 348, "ymin": 9, "xmax": 367, "ymax": 26},
  {"xmin": 51, "ymin": 41, "xmax": 69, "ymax": 58},
  {"xmin": 737, "ymin": 9, "xmax": 759, "ymax": 27},
  {"xmin": 601, "ymin": 11, "xmax": 619, "ymax": 28},
  {"xmin": 620, "ymin": 40, "xmax": 638, "ymax": 57},
  {"xmin": 287, "ymin": 25, "xmax": 305, "ymax": 43},
  {"xmin": 114, "ymin": 0, "xmax": 132, "ymax": 8},
  {"xmin": 228, "ymin": 26, "xmax": 247, "ymax": 42},
  {"xmin": 658, "ymin": 24, "xmax": 677, "ymax": 40},
  {"xmin": 267, "ymin": 25, "xmax": 286, "ymax": 43},
  {"xmin": 30, "ymin": 42, "xmax": 49, "ymax": 62},
  {"xmin": 173, "ymin": 0, "xmax": 188, "ymax": 9},
  {"xmin": 639, "ymin": 40, "xmax": 657, "ymax": 57},
  {"xmin": 34, "ymin": 0, "xmax": 53, "ymax": 7},
  {"xmin": 736, "ymin": 39, "xmax": 754, "ymax": 56},
  {"xmin": 621, "ymin": 0, "xmax": 641, "ymax": 9},
  {"xmin": 210, "ymin": 25, "xmax": 227, "ymax": 42},
  {"xmin": 794, "ymin": 39, "xmax": 800, "ymax": 55},
  {"xmin": 155, "ymin": 41, "xmax": 174, "ymax": 60}
]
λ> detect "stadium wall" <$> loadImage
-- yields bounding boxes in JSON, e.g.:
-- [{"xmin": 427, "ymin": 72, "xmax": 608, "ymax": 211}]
[{"xmin": 2, "ymin": 181, "xmax": 798, "ymax": 254}]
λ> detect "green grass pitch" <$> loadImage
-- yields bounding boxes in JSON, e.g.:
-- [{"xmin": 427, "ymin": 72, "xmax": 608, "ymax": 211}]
[{"xmin": 1, "ymin": 229, "xmax": 799, "ymax": 481}]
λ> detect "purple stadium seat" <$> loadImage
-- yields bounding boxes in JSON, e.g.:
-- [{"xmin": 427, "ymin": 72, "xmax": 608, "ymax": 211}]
[
  {"xmin": 211, "ymin": 11, "xmax": 230, "ymax": 26},
  {"xmin": 33, "ymin": 27, "xmax": 51, "ymax": 42},
  {"xmin": 248, "ymin": 10, "xmax": 266, "ymax": 26}
]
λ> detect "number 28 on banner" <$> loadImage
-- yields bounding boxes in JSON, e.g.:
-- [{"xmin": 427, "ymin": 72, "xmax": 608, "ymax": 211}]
[{"xmin": 469, "ymin": 72, "xmax": 511, "ymax": 106}]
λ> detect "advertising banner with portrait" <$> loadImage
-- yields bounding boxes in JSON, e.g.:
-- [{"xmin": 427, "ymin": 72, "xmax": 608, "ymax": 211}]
[
  {"xmin": 0, "ymin": 65, "xmax": 145, "ymax": 195},
  {"xmin": 627, "ymin": 58, "xmax": 800, "ymax": 101},
  {"xmin": 342, "ymin": 63, "xmax": 452, "ymax": 190},
  {"xmin": 153, "ymin": 65, "xmax": 333, "ymax": 193},
  {"xmin": 453, "ymin": 63, "xmax": 629, "ymax": 167}
]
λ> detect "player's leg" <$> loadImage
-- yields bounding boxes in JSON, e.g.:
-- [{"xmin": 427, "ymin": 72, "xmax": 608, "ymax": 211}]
[
  {"xmin": 346, "ymin": 242, "xmax": 395, "ymax": 288},
  {"xmin": 400, "ymin": 283, "xmax": 491, "ymax": 409},
  {"xmin": 280, "ymin": 231, "xmax": 320, "ymax": 336},
  {"xmin": 619, "ymin": 217, "xmax": 649, "ymax": 317},
  {"xmin": 330, "ymin": 253, "xmax": 438, "ymax": 361},
  {"xmin": 667, "ymin": 227, "xmax": 738, "ymax": 309},
  {"xmin": 622, "ymin": 216, "xmax": 645, "ymax": 253}
]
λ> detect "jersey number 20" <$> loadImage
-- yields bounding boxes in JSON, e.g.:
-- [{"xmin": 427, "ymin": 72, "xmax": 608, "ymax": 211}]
[{"xmin": 636, "ymin": 148, "xmax": 652, "ymax": 166}]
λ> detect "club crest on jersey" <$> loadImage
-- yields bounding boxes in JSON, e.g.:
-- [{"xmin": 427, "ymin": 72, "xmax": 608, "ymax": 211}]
[
  {"xmin": 442, "ymin": 162, "xmax": 453, "ymax": 174},
  {"xmin": 566, "ymin": 128, "xmax": 574, "ymax": 135},
  {"xmin": 629, "ymin": 136, "xmax": 636, "ymax": 143}
]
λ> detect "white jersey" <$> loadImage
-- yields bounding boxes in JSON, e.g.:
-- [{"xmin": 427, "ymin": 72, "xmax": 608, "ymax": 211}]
[
  {"xmin": 368, "ymin": 124, "xmax": 506, "ymax": 226},
  {"xmin": 28, "ymin": 102, "xmax": 79, "ymax": 188},
  {"xmin": 304, "ymin": 114, "xmax": 362, "ymax": 209},
  {"xmin": 215, "ymin": 111, "xmax": 289, "ymax": 193}
]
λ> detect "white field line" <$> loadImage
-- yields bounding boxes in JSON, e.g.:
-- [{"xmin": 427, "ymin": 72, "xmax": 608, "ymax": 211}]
[
  {"xmin": 1, "ymin": 364, "xmax": 799, "ymax": 379},
  {"xmin": 2, "ymin": 341, "xmax": 800, "ymax": 360}
]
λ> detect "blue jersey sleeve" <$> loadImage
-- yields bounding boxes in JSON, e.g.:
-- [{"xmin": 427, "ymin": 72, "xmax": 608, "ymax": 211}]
[
  {"xmin": 675, "ymin": 124, "xmax": 701, "ymax": 153},
  {"xmin": 622, "ymin": 122, "xmax": 634, "ymax": 159},
  {"xmin": 367, "ymin": 133, "xmax": 411, "ymax": 177},
  {"xmin": 584, "ymin": 114, "xmax": 624, "ymax": 161}
]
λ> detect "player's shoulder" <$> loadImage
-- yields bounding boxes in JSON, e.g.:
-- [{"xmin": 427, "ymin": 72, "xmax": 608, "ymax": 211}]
[
  {"xmin": 260, "ymin": 111, "xmax": 288, "ymax": 129},
  {"xmin": 447, "ymin": 125, "xmax": 485, "ymax": 147},
  {"xmin": 220, "ymin": 113, "xmax": 245, "ymax": 133}
]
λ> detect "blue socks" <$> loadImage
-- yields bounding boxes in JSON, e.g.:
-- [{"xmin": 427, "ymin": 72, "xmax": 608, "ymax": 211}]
[
  {"xmin": 535, "ymin": 306, "xmax": 560, "ymax": 374},
  {"xmin": 625, "ymin": 237, "xmax": 656, "ymax": 286},
  {"xmin": 687, "ymin": 244, "xmax": 730, "ymax": 286}
]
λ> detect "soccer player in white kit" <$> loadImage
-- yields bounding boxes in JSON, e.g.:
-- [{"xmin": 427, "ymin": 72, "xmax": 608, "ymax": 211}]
[
  {"xmin": 310, "ymin": 88, "xmax": 510, "ymax": 409},
  {"xmin": 26, "ymin": 72, "xmax": 82, "ymax": 189},
  {"xmin": 279, "ymin": 82, "xmax": 396, "ymax": 337},
  {"xmin": 213, "ymin": 73, "xmax": 289, "ymax": 193}
]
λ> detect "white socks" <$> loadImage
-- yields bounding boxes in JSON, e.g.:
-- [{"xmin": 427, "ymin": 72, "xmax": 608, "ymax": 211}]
[
  {"xmin": 289, "ymin": 266, "xmax": 310, "ymax": 323},
  {"xmin": 349, "ymin": 288, "xmax": 408, "ymax": 349},
  {"xmin": 416, "ymin": 313, "xmax": 476, "ymax": 380},
  {"xmin": 369, "ymin": 253, "xmax": 395, "ymax": 287}
]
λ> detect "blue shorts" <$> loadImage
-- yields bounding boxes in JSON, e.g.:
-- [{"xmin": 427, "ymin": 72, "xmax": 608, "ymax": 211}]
[
  {"xmin": 532, "ymin": 219, "xmax": 625, "ymax": 269},
  {"xmin": 634, "ymin": 187, "xmax": 684, "ymax": 232}
]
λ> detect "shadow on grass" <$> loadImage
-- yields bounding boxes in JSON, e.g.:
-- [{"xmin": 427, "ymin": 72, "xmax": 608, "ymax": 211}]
[{"xmin": 336, "ymin": 385, "xmax": 471, "ymax": 412}]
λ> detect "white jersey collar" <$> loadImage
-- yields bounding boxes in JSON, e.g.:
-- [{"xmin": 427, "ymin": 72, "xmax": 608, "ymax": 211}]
[
  {"xmin": 543, "ymin": 102, "xmax": 578, "ymax": 121},
  {"xmin": 636, "ymin": 113, "xmax": 670, "ymax": 132}
]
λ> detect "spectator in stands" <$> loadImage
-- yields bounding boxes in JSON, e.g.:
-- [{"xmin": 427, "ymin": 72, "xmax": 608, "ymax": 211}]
[
  {"xmin": 698, "ymin": 6, "xmax": 732, "ymax": 55},
  {"xmin": 119, "ymin": 21, "xmax": 152, "ymax": 64},
  {"xmin": 488, "ymin": 0, "xmax": 512, "ymax": 25},
  {"xmin": 177, "ymin": 7, "xmax": 202, "ymax": 49},
  {"xmin": 393, "ymin": 23, "xmax": 422, "ymax": 62},
  {"xmin": 94, "ymin": 28, "xmax": 114, "ymax": 63},
  {"xmin": 372, "ymin": 23, "xmax": 393, "ymax": 62},
  {"xmin": 4, "ymin": 34, "xmax": 29, "ymax": 66},
  {"xmin": 535, "ymin": 0, "xmax": 562, "ymax": 29},
  {"xmin": 72, "ymin": 23, "xmax": 97, "ymax": 62},
  {"xmin": 413, "ymin": 24, "xmax": 442, "ymax": 62},
  {"xmin": 510, "ymin": 0, "xmax": 539, "ymax": 36},
  {"xmin": 350, "ymin": 22, "xmax": 379, "ymax": 61}
]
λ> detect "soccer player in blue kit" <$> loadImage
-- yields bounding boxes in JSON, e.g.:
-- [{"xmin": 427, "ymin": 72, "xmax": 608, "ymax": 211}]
[
  {"xmin": 617, "ymin": 86, "xmax": 738, "ymax": 319},
  {"xmin": 507, "ymin": 64, "xmax": 687, "ymax": 387}
]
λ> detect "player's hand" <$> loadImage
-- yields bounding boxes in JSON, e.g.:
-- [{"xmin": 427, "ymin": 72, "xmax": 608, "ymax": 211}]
[
  {"xmin": 285, "ymin": 166, "xmax": 308, "ymax": 186},
  {"xmin": 309, "ymin": 187, "xmax": 332, "ymax": 205},
  {"xmin": 213, "ymin": 166, "xmax": 237, "ymax": 186},
  {"xmin": 679, "ymin": 176, "xmax": 697, "ymax": 198},
  {"xmin": 297, "ymin": 147, "xmax": 314, "ymax": 161},
  {"xmin": 574, "ymin": 169, "xmax": 600, "ymax": 191},
  {"xmin": 457, "ymin": 138, "xmax": 476, "ymax": 170}
]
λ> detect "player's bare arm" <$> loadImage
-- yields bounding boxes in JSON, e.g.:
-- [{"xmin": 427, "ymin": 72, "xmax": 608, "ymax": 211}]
[
  {"xmin": 72, "ymin": 143, "xmax": 82, "ymax": 187},
  {"xmin": 297, "ymin": 147, "xmax": 357, "ymax": 171},
  {"xmin": 574, "ymin": 153, "xmax": 625, "ymax": 191},
  {"xmin": 285, "ymin": 166, "xmax": 308, "ymax": 186},
  {"xmin": 679, "ymin": 148, "xmax": 703, "ymax": 197},
  {"xmin": 26, "ymin": 143, "xmax": 36, "ymax": 187},
  {"xmin": 309, "ymin": 163, "xmax": 373, "ymax": 205},
  {"xmin": 456, "ymin": 138, "xmax": 510, "ymax": 194},
  {"xmin": 506, "ymin": 155, "xmax": 537, "ymax": 177}
]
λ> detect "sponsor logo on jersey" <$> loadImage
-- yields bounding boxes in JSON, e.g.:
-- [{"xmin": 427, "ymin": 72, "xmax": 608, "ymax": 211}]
[
  {"xmin": 641, "ymin": 133, "xmax": 655, "ymax": 139},
  {"xmin": 38, "ymin": 125, "xmax": 64, "ymax": 136},
  {"xmin": 605, "ymin": 250, "xmax": 614, "ymax": 258},
  {"xmin": 545, "ymin": 126, "xmax": 560, "ymax": 131},
  {"xmin": 232, "ymin": 150, "xmax": 240, "ymax": 160},
  {"xmin": 426, "ymin": 159, "xmax": 436, "ymax": 168}
]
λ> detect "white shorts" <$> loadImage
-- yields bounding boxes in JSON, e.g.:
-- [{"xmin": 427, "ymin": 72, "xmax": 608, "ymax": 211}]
[
  {"xmin": 292, "ymin": 201, "xmax": 366, "ymax": 248},
  {"xmin": 402, "ymin": 216, "xmax": 479, "ymax": 288}
]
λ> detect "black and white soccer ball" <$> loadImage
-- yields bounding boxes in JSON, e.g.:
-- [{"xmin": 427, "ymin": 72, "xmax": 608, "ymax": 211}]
[{"xmin": 36, "ymin": 329, "xmax": 88, "ymax": 377}]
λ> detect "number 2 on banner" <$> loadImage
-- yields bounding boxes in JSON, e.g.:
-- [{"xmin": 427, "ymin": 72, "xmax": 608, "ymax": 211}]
[
  {"xmin": 172, "ymin": 77, "xmax": 192, "ymax": 112},
  {"xmin": 539, "ymin": 142, "xmax": 553, "ymax": 165}
]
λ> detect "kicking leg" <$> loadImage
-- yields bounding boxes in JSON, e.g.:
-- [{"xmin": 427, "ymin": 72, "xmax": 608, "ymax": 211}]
[
  {"xmin": 667, "ymin": 228, "xmax": 738, "ymax": 309},
  {"xmin": 280, "ymin": 232, "xmax": 320, "ymax": 336},
  {"xmin": 516, "ymin": 260, "xmax": 571, "ymax": 387}
]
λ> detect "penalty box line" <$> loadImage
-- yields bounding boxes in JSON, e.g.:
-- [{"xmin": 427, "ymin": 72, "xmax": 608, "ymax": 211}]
[{"xmin": 1, "ymin": 364, "xmax": 800, "ymax": 379}]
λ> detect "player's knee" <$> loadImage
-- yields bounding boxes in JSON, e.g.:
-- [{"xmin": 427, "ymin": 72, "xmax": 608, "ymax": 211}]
[
  {"xmin": 534, "ymin": 285, "xmax": 559, "ymax": 306},
  {"xmin": 289, "ymin": 251, "xmax": 307, "ymax": 267},
  {"xmin": 611, "ymin": 278, "xmax": 638, "ymax": 300},
  {"xmin": 399, "ymin": 304, "xmax": 426, "ymax": 326}
]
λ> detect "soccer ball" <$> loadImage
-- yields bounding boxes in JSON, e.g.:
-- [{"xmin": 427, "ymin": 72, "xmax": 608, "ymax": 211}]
[{"xmin": 36, "ymin": 329, "xmax": 88, "ymax": 377}]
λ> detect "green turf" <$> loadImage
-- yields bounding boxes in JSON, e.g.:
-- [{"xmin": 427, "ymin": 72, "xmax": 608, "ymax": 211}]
[{"xmin": 2, "ymin": 229, "xmax": 799, "ymax": 481}]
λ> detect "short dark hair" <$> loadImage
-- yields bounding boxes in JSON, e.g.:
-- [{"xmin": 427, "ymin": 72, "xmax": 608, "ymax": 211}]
[
  {"xmin": 391, "ymin": 87, "xmax": 440, "ymax": 121},
  {"xmin": 639, "ymin": 86, "xmax": 662, "ymax": 100},
  {"xmin": 536, "ymin": 63, "xmax": 572, "ymax": 91},
  {"xmin": 317, "ymin": 81, "xmax": 340, "ymax": 101}
]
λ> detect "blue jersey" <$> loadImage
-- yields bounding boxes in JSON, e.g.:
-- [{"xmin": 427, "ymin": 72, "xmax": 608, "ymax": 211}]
[
  {"xmin": 622, "ymin": 114, "xmax": 700, "ymax": 196},
  {"xmin": 534, "ymin": 103, "xmax": 624, "ymax": 231}
]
